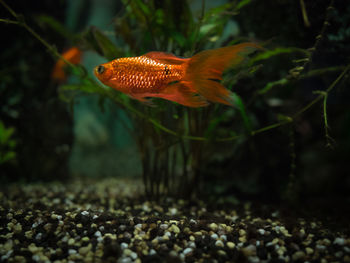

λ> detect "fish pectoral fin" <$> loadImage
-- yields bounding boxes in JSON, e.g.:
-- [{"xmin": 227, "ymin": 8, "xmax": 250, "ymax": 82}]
[
  {"xmin": 144, "ymin": 52, "xmax": 189, "ymax": 65},
  {"xmin": 155, "ymin": 82, "xmax": 208, "ymax": 107}
]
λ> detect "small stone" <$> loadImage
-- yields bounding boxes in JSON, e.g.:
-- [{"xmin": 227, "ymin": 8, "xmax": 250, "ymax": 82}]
[
  {"xmin": 81, "ymin": 211, "xmax": 89, "ymax": 216},
  {"xmin": 82, "ymin": 237, "xmax": 90, "ymax": 242},
  {"xmin": 13, "ymin": 223, "xmax": 22, "ymax": 233},
  {"xmin": 209, "ymin": 223, "xmax": 218, "ymax": 231},
  {"xmin": 183, "ymin": 247, "xmax": 193, "ymax": 255},
  {"xmin": 160, "ymin": 224, "xmax": 168, "ymax": 230},
  {"xmin": 169, "ymin": 208, "xmax": 177, "ymax": 215},
  {"xmin": 258, "ymin": 229, "xmax": 265, "ymax": 235},
  {"xmin": 215, "ymin": 240, "xmax": 224, "ymax": 247},
  {"xmin": 248, "ymin": 256, "xmax": 260, "ymax": 263},
  {"xmin": 305, "ymin": 247, "xmax": 314, "ymax": 255},
  {"xmin": 335, "ymin": 251, "xmax": 343, "ymax": 258},
  {"xmin": 68, "ymin": 249, "xmax": 77, "ymax": 255},
  {"xmin": 94, "ymin": 231, "xmax": 102, "ymax": 237},
  {"xmin": 124, "ymin": 249, "xmax": 132, "ymax": 256},
  {"xmin": 130, "ymin": 251, "xmax": 138, "ymax": 260},
  {"xmin": 149, "ymin": 249, "xmax": 156, "ymax": 255},
  {"xmin": 211, "ymin": 233, "xmax": 218, "ymax": 239},
  {"xmin": 217, "ymin": 250, "xmax": 226, "ymax": 256},
  {"xmin": 292, "ymin": 251, "xmax": 305, "ymax": 261},
  {"xmin": 316, "ymin": 244, "xmax": 326, "ymax": 251},
  {"xmin": 334, "ymin": 237, "xmax": 346, "ymax": 246},
  {"xmin": 188, "ymin": 241, "xmax": 196, "ymax": 248},
  {"xmin": 79, "ymin": 245, "xmax": 91, "ymax": 255},
  {"xmin": 120, "ymin": 242, "xmax": 129, "ymax": 249},
  {"xmin": 220, "ymin": 234, "xmax": 227, "ymax": 241},
  {"xmin": 68, "ymin": 238, "xmax": 75, "ymax": 245},
  {"xmin": 28, "ymin": 243, "xmax": 40, "ymax": 253},
  {"xmin": 227, "ymin": 242, "xmax": 235, "ymax": 249},
  {"xmin": 169, "ymin": 224, "xmax": 180, "ymax": 234},
  {"xmin": 239, "ymin": 229, "xmax": 246, "ymax": 236},
  {"xmin": 25, "ymin": 230, "xmax": 33, "ymax": 239},
  {"xmin": 242, "ymin": 245, "xmax": 256, "ymax": 257}
]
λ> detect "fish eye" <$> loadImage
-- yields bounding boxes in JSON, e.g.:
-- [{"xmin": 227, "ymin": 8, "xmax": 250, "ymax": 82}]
[{"xmin": 97, "ymin": 65, "xmax": 105, "ymax": 74}]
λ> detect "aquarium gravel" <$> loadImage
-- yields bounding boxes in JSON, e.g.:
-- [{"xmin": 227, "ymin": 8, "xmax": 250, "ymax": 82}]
[{"xmin": 1, "ymin": 178, "xmax": 350, "ymax": 263}]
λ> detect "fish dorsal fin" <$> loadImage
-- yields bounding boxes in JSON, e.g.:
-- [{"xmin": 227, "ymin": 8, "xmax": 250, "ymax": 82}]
[{"xmin": 144, "ymin": 51, "xmax": 189, "ymax": 65}]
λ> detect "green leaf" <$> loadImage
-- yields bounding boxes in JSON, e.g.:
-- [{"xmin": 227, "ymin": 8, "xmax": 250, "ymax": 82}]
[
  {"xmin": 231, "ymin": 92, "xmax": 252, "ymax": 131},
  {"xmin": 235, "ymin": 0, "xmax": 252, "ymax": 10},
  {"xmin": 259, "ymin": 78, "xmax": 288, "ymax": 95},
  {"xmin": 83, "ymin": 26, "xmax": 122, "ymax": 60},
  {"xmin": 250, "ymin": 47, "xmax": 310, "ymax": 64},
  {"xmin": 36, "ymin": 15, "xmax": 75, "ymax": 41},
  {"xmin": 1, "ymin": 151, "xmax": 16, "ymax": 163}
]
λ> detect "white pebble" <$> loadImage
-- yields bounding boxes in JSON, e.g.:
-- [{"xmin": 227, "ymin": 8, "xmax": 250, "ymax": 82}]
[
  {"xmin": 188, "ymin": 241, "xmax": 196, "ymax": 248},
  {"xmin": 211, "ymin": 233, "xmax": 218, "ymax": 239},
  {"xmin": 97, "ymin": 236, "xmax": 103, "ymax": 243},
  {"xmin": 220, "ymin": 235, "xmax": 227, "ymax": 241},
  {"xmin": 190, "ymin": 219, "xmax": 197, "ymax": 224},
  {"xmin": 35, "ymin": 233, "xmax": 42, "ymax": 240},
  {"xmin": 135, "ymin": 223, "xmax": 142, "ymax": 229},
  {"xmin": 93, "ymin": 215, "xmax": 98, "ymax": 220},
  {"xmin": 119, "ymin": 257, "xmax": 132, "ymax": 263},
  {"xmin": 316, "ymin": 244, "xmax": 326, "ymax": 251},
  {"xmin": 248, "ymin": 256, "xmax": 260, "ymax": 263},
  {"xmin": 130, "ymin": 251, "xmax": 138, "ymax": 260},
  {"xmin": 32, "ymin": 255, "xmax": 40, "ymax": 262},
  {"xmin": 149, "ymin": 249, "xmax": 156, "ymax": 255},
  {"xmin": 94, "ymin": 231, "xmax": 102, "ymax": 237},
  {"xmin": 120, "ymin": 242, "xmax": 128, "ymax": 249},
  {"xmin": 68, "ymin": 249, "xmax": 77, "ymax": 255},
  {"xmin": 99, "ymin": 226, "xmax": 105, "ymax": 231},
  {"xmin": 258, "ymin": 229, "xmax": 265, "ymax": 235},
  {"xmin": 169, "ymin": 208, "xmax": 177, "ymax": 215},
  {"xmin": 334, "ymin": 237, "xmax": 346, "ymax": 246},
  {"xmin": 81, "ymin": 211, "xmax": 89, "ymax": 216},
  {"xmin": 164, "ymin": 231, "xmax": 171, "ymax": 237},
  {"xmin": 215, "ymin": 240, "xmax": 224, "ymax": 247},
  {"xmin": 183, "ymin": 247, "xmax": 193, "ymax": 255},
  {"xmin": 160, "ymin": 224, "xmax": 168, "ymax": 230}
]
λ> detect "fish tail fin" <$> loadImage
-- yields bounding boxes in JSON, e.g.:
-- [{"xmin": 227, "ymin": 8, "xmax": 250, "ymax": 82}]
[{"xmin": 182, "ymin": 43, "xmax": 261, "ymax": 105}]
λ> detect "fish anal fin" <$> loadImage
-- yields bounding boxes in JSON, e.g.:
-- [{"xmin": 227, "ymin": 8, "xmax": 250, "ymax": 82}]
[
  {"xmin": 129, "ymin": 93, "xmax": 155, "ymax": 107},
  {"xmin": 155, "ymin": 82, "xmax": 208, "ymax": 107},
  {"xmin": 144, "ymin": 52, "xmax": 189, "ymax": 65}
]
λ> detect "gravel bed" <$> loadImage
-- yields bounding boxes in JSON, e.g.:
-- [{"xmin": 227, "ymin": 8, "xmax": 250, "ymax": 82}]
[{"xmin": 1, "ymin": 178, "xmax": 349, "ymax": 263}]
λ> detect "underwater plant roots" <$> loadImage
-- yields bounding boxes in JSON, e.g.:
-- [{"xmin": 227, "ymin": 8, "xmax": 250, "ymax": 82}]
[{"xmin": 1, "ymin": 177, "xmax": 350, "ymax": 262}]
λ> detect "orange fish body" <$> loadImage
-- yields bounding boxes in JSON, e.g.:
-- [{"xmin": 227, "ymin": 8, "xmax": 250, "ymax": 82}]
[
  {"xmin": 52, "ymin": 47, "xmax": 82, "ymax": 83},
  {"xmin": 94, "ymin": 43, "xmax": 260, "ymax": 107}
]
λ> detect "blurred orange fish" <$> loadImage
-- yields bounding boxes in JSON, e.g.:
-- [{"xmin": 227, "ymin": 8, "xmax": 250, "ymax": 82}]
[
  {"xmin": 52, "ymin": 47, "xmax": 82, "ymax": 83},
  {"xmin": 94, "ymin": 43, "xmax": 260, "ymax": 107}
]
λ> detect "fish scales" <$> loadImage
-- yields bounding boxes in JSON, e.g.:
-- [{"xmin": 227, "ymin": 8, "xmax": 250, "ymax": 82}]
[{"xmin": 111, "ymin": 56, "xmax": 183, "ymax": 94}]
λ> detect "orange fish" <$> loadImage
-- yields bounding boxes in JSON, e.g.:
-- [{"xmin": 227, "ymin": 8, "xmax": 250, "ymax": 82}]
[
  {"xmin": 94, "ymin": 43, "xmax": 260, "ymax": 107},
  {"xmin": 52, "ymin": 47, "xmax": 82, "ymax": 83}
]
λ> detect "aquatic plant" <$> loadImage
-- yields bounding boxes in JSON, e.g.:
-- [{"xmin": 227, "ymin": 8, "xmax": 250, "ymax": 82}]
[
  {"xmin": 1, "ymin": 0, "xmax": 349, "ymax": 201},
  {"xmin": 0, "ymin": 121, "xmax": 17, "ymax": 165}
]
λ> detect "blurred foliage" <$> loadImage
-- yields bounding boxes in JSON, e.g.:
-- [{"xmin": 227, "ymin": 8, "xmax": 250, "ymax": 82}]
[
  {"xmin": 0, "ymin": 121, "xmax": 17, "ymax": 164},
  {"xmin": 1, "ymin": 0, "xmax": 350, "ymax": 205}
]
